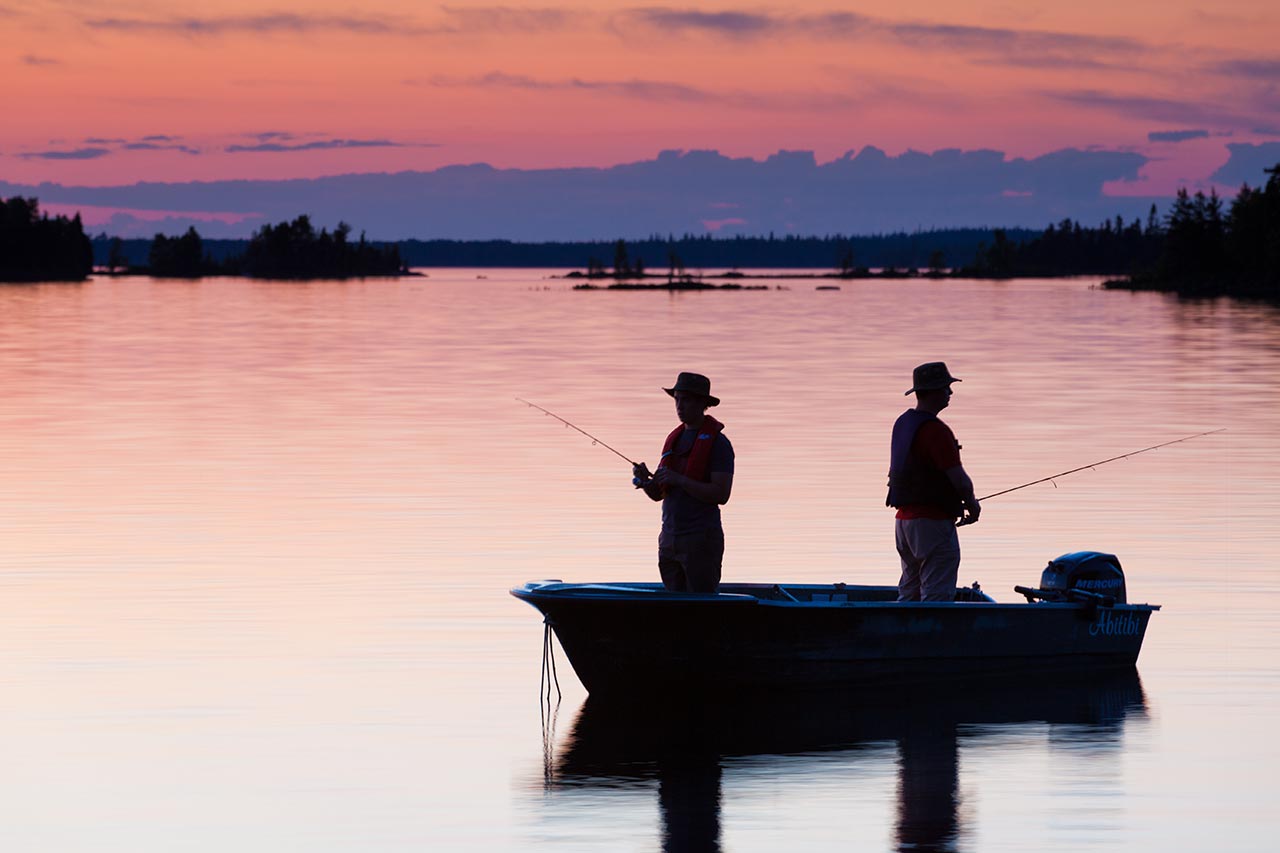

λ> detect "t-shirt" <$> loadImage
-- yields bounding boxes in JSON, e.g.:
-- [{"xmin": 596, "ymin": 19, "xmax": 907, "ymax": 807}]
[
  {"xmin": 660, "ymin": 428, "xmax": 735, "ymax": 539},
  {"xmin": 895, "ymin": 419, "xmax": 962, "ymax": 520}
]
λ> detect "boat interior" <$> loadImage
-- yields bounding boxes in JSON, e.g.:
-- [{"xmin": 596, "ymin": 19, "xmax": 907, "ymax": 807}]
[{"xmin": 719, "ymin": 582, "xmax": 994, "ymax": 603}]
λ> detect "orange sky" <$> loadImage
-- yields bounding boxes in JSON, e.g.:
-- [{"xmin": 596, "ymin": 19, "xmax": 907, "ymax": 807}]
[{"xmin": 4, "ymin": 1, "xmax": 1278, "ymax": 191}]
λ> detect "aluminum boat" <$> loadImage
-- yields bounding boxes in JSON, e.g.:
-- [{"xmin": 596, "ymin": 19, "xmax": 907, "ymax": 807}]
[{"xmin": 511, "ymin": 551, "xmax": 1159, "ymax": 696}]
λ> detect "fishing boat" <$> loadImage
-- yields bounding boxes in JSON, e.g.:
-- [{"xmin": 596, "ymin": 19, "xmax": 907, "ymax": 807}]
[{"xmin": 511, "ymin": 551, "xmax": 1160, "ymax": 696}]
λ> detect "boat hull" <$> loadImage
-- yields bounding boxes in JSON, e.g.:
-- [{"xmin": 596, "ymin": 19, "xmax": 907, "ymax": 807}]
[{"xmin": 511, "ymin": 582, "xmax": 1158, "ymax": 696}]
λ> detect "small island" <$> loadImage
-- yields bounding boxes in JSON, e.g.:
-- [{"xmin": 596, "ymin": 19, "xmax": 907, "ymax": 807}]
[
  {"xmin": 2, "ymin": 204, "xmax": 407, "ymax": 281},
  {"xmin": 135, "ymin": 215, "xmax": 408, "ymax": 279}
]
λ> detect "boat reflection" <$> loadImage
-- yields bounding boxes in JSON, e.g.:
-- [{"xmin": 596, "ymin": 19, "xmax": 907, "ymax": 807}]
[{"xmin": 545, "ymin": 670, "xmax": 1148, "ymax": 853}]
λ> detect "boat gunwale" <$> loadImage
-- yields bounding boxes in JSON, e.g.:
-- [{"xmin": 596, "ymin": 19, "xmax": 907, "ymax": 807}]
[{"xmin": 509, "ymin": 581, "xmax": 1161, "ymax": 611}]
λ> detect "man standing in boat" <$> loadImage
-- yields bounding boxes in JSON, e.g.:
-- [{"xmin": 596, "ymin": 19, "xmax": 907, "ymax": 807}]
[
  {"xmin": 888, "ymin": 362, "xmax": 981, "ymax": 602},
  {"xmin": 634, "ymin": 372, "xmax": 735, "ymax": 593}
]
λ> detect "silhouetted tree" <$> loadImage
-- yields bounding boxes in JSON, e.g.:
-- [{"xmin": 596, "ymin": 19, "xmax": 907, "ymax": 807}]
[
  {"xmin": 1156, "ymin": 188, "xmax": 1229, "ymax": 292},
  {"xmin": 241, "ymin": 215, "xmax": 404, "ymax": 279},
  {"xmin": 1107, "ymin": 164, "xmax": 1279, "ymax": 300},
  {"xmin": 837, "ymin": 245, "xmax": 855, "ymax": 277},
  {"xmin": 927, "ymin": 249, "xmax": 946, "ymax": 275},
  {"xmin": 0, "ymin": 197, "xmax": 93, "ymax": 281},
  {"xmin": 613, "ymin": 239, "xmax": 632, "ymax": 278},
  {"xmin": 667, "ymin": 250, "xmax": 684, "ymax": 283},
  {"xmin": 149, "ymin": 226, "xmax": 213, "ymax": 277},
  {"xmin": 107, "ymin": 237, "xmax": 127, "ymax": 272}
]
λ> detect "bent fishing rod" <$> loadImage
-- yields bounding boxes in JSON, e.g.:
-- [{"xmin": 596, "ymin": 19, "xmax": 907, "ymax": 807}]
[
  {"xmin": 516, "ymin": 398, "xmax": 653, "ymax": 484},
  {"xmin": 978, "ymin": 428, "xmax": 1224, "ymax": 501}
]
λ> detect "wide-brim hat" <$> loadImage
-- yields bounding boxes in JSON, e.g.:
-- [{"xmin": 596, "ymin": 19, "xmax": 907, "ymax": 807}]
[
  {"xmin": 905, "ymin": 361, "xmax": 961, "ymax": 395},
  {"xmin": 664, "ymin": 372, "xmax": 720, "ymax": 407}
]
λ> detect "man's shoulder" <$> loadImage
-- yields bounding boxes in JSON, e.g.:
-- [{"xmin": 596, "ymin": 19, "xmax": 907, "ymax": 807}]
[{"xmin": 711, "ymin": 432, "xmax": 735, "ymax": 469}]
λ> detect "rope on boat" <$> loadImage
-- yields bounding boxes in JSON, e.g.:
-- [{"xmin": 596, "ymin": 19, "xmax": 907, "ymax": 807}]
[
  {"xmin": 541, "ymin": 619, "xmax": 562, "ymax": 703},
  {"xmin": 540, "ymin": 619, "xmax": 562, "ymax": 786}
]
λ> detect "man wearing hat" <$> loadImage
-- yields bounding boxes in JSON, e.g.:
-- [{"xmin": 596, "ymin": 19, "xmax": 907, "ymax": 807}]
[
  {"xmin": 635, "ymin": 372, "xmax": 735, "ymax": 593},
  {"xmin": 887, "ymin": 362, "xmax": 981, "ymax": 601}
]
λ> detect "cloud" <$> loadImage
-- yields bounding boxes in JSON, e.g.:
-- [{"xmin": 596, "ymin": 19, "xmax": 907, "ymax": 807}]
[
  {"xmin": 434, "ymin": 6, "xmax": 570, "ymax": 33},
  {"xmin": 84, "ymin": 6, "xmax": 570, "ymax": 39},
  {"xmin": 21, "ymin": 54, "xmax": 61, "ymax": 66},
  {"xmin": 423, "ymin": 71, "xmax": 865, "ymax": 111},
  {"xmin": 618, "ymin": 9, "xmax": 799, "ymax": 38},
  {"xmin": 1213, "ymin": 59, "xmax": 1280, "ymax": 80},
  {"xmin": 1209, "ymin": 142, "xmax": 1280, "ymax": 186},
  {"xmin": 1047, "ymin": 89, "xmax": 1258, "ymax": 130},
  {"xmin": 124, "ymin": 142, "xmax": 201, "ymax": 155},
  {"xmin": 225, "ymin": 138, "xmax": 417, "ymax": 153},
  {"xmin": 971, "ymin": 54, "xmax": 1126, "ymax": 71},
  {"xmin": 617, "ymin": 7, "xmax": 1142, "ymax": 56},
  {"xmin": 67, "ymin": 135, "xmax": 200, "ymax": 154},
  {"xmin": 1148, "ymin": 129, "xmax": 1211, "ymax": 143},
  {"xmin": 86, "ymin": 13, "xmax": 410, "ymax": 36},
  {"xmin": 428, "ymin": 72, "xmax": 718, "ymax": 103},
  {"xmin": 18, "ymin": 147, "xmax": 111, "ymax": 161},
  {"xmin": 0, "ymin": 146, "xmax": 1163, "ymax": 240}
]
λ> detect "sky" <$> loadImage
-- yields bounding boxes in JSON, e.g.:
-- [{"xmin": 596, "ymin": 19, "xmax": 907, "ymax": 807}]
[{"xmin": 4, "ymin": 1, "xmax": 1279, "ymax": 236}]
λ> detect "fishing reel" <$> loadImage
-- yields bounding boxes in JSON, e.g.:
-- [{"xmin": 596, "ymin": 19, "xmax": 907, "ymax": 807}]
[{"xmin": 632, "ymin": 462, "xmax": 653, "ymax": 488}]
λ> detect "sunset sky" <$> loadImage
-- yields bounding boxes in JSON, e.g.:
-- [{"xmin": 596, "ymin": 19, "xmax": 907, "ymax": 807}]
[{"xmin": 5, "ymin": 1, "xmax": 1278, "ymax": 225}]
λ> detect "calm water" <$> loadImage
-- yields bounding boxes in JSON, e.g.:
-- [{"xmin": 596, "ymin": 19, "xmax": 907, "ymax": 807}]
[{"xmin": 1, "ymin": 272, "xmax": 1276, "ymax": 851}]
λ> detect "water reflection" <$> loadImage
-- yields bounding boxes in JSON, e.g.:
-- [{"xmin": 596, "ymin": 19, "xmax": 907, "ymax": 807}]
[{"xmin": 546, "ymin": 672, "xmax": 1147, "ymax": 852}]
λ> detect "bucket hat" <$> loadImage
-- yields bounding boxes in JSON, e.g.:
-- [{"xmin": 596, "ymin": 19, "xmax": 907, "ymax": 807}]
[
  {"xmin": 905, "ymin": 362, "xmax": 961, "ymax": 395},
  {"xmin": 664, "ymin": 372, "xmax": 720, "ymax": 407}
]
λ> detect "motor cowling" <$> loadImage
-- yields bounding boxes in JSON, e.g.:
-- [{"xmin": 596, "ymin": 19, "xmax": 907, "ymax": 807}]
[{"xmin": 1040, "ymin": 551, "xmax": 1127, "ymax": 604}]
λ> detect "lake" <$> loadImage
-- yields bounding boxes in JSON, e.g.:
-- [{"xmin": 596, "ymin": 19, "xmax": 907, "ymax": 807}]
[{"xmin": 0, "ymin": 271, "xmax": 1276, "ymax": 851}]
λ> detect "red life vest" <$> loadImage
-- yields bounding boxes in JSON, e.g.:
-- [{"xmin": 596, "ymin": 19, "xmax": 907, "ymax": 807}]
[{"xmin": 658, "ymin": 416, "xmax": 725, "ymax": 489}]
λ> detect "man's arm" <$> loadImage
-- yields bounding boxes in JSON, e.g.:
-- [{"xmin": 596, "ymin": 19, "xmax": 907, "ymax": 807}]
[
  {"xmin": 651, "ymin": 468, "xmax": 733, "ymax": 505},
  {"xmin": 946, "ymin": 465, "xmax": 981, "ymax": 526}
]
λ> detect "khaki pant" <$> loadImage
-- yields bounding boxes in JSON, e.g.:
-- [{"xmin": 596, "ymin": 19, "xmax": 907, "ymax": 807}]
[
  {"xmin": 895, "ymin": 517, "xmax": 960, "ymax": 602},
  {"xmin": 658, "ymin": 528, "xmax": 724, "ymax": 593}
]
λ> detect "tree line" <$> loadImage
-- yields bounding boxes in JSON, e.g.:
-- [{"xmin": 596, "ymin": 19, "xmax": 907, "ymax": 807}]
[
  {"xmin": 967, "ymin": 163, "xmax": 1279, "ymax": 300},
  {"xmin": 8, "ymin": 168, "xmax": 1279, "ymax": 299},
  {"xmin": 93, "ymin": 229, "xmax": 1035, "ymax": 274},
  {"xmin": 129, "ymin": 216, "xmax": 405, "ymax": 279},
  {"xmin": 1116, "ymin": 165, "xmax": 1279, "ymax": 299},
  {"xmin": 0, "ymin": 197, "xmax": 93, "ymax": 281}
]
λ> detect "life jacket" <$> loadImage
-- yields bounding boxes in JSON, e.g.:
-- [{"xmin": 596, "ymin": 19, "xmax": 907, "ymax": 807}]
[
  {"xmin": 658, "ymin": 416, "xmax": 725, "ymax": 491},
  {"xmin": 886, "ymin": 409, "xmax": 962, "ymax": 515}
]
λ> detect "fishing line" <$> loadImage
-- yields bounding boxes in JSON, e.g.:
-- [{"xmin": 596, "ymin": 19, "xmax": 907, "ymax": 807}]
[{"xmin": 979, "ymin": 428, "xmax": 1224, "ymax": 501}]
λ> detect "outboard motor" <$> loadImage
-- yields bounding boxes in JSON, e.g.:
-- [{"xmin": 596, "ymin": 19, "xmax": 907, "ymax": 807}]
[{"xmin": 1017, "ymin": 551, "xmax": 1126, "ymax": 605}]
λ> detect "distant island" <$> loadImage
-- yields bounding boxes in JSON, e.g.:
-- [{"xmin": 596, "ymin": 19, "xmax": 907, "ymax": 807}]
[
  {"xmin": 5, "ymin": 162, "xmax": 1276, "ymax": 300},
  {"xmin": 93, "ymin": 229, "xmax": 1031, "ymax": 275},
  {"xmin": 1, "ymin": 203, "xmax": 405, "ymax": 281},
  {"xmin": 565, "ymin": 163, "xmax": 1278, "ymax": 301},
  {"xmin": 113, "ymin": 215, "xmax": 407, "ymax": 279}
]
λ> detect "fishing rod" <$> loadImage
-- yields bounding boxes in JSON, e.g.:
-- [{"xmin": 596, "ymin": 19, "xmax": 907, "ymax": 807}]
[
  {"xmin": 516, "ymin": 397, "xmax": 640, "ymax": 468},
  {"xmin": 978, "ymin": 428, "xmax": 1225, "ymax": 501}
]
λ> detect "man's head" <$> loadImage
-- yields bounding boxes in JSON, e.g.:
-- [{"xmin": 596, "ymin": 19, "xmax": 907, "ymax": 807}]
[
  {"xmin": 664, "ymin": 372, "xmax": 719, "ymax": 426},
  {"xmin": 905, "ymin": 362, "xmax": 961, "ymax": 412}
]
